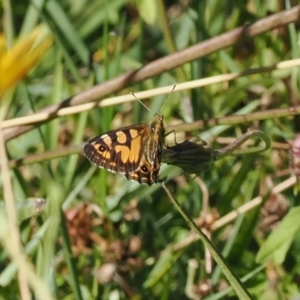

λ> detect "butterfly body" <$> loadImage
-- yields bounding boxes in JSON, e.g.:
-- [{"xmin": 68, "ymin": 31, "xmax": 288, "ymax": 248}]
[{"xmin": 84, "ymin": 114, "xmax": 164, "ymax": 185}]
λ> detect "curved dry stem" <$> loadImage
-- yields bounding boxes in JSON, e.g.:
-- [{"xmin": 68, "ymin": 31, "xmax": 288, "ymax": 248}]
[{"xmin": 215, "ymin": 130, "xmax": 271, "ymax": 160}]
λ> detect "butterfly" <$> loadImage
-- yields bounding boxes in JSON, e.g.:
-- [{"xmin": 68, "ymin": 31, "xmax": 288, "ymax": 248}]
[{"xmin": 83, "ymin": 114, "xmax": 165, "ymax": 185}]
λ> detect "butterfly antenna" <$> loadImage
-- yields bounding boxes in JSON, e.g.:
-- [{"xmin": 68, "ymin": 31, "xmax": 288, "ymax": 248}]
[
  {"xmin": 130, "ymin": 92, "xmax": 154, "ymax": 116},
  {"xmin": 160, "ymin": 85, "xmax": 176, "ymax": 114}
]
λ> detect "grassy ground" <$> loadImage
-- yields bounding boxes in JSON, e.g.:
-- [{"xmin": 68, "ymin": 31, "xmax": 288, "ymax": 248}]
[{"xmin": 1, "ymin": 1, "xmax": 300, "ymax": 299}]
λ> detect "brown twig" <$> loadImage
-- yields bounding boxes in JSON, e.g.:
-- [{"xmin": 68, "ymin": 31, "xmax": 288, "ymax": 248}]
[
  {"xmin": 3, "ymin": 6, "xmax": 300, "ymax": 142},
  {"xmin": 168, "ymin": 105, "xmax": 300, "ymax": 132},
  {"xmin": 3, "ymin": 59, "xmax": 300, "ymax": 130}
]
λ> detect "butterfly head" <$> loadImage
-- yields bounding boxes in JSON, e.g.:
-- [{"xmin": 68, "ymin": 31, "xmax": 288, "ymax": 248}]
[{"xmin": 150, "ymin": 114, "xmax": 164, "ymax": 135}]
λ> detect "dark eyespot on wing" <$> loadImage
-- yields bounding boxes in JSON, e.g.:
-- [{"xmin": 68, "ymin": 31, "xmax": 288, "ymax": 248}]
[
  {"xmin": 83, "ymin": 143, "xmax": 105, "ymax": 167},
  {"xmin": 141, "ymin": 165, "xmax": 148, "ymax": 172}
]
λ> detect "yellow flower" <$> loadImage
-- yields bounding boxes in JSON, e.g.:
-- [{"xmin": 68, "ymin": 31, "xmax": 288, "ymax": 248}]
[{"xmin": 0, "ymin": 26, "xmax": 52, "ymax": 95}]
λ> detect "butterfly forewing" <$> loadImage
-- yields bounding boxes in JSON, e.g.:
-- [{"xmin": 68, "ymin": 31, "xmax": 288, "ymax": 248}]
[
  {"xmin": 84, "ymin": 124, "xmax": 148, "ymax": 174},
  {"xmin": 83, "ymin": 114, "xmax": 164, "ymax": 185}
]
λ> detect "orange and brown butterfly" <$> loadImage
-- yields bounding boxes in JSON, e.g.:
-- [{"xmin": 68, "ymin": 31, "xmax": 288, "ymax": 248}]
[{"xmin": 83, "ymin": 113, "xmax": 165, "ymax": 185}]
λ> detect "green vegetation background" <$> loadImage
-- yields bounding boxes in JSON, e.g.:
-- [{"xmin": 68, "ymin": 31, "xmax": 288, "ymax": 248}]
[{"xmin": 1, "ymin": 1, "xmax": 300, "ymax": 299}]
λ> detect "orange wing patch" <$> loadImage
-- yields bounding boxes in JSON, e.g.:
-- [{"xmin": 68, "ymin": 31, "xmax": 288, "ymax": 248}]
[
  {"xmin": 129, "ymin": 129, "xmax": 138, "ymax": 138},
  {"xmin": 129, "ymin": 134, "xmax": 142, "ymax": 163},
  {"xmin": 116, "ymin": 131, "xmax": 127, "ymax": 144}
]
